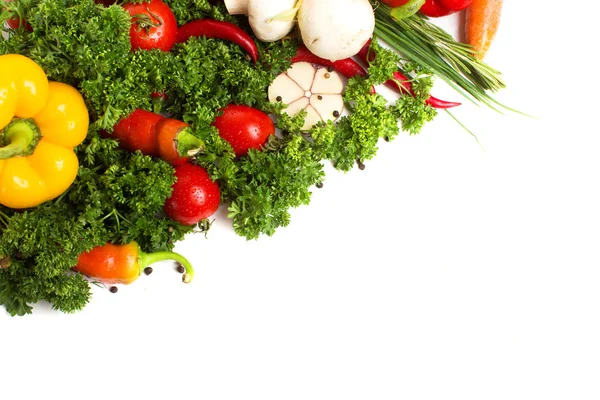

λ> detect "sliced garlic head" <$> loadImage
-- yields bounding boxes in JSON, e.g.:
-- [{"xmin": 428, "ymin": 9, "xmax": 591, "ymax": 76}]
[{"xmin": 268, "ymin": 62, "xmax": 344, "ymax": 131}]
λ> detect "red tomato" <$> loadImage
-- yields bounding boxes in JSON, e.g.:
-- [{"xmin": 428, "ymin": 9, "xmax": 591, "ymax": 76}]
[
  {"xmin": 164, "ymin": 163, "xmax": 221, "ymax": 226},
  {"xmin": 122, "ymin": 0, "xmax": 177, "ymax": 52},
  {"xmin": 380, "ymin": 0, "xmax": 410, "ymax": 6},
  {"xmin": 212, "ymin": 104, "xmax": 275, "ymax": 157},
  {"xmin": 4, "ymin": 0, "xmax": 32, "ymax": 30},
  {"xmin": 6, "ymin": 17, "xmax": 24, "ymax": 30}
]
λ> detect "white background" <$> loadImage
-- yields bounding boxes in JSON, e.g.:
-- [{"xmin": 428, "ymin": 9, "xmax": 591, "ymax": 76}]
[{"xmin": 3, "ymin": 2, "xmax": 600, "ymax": 399}]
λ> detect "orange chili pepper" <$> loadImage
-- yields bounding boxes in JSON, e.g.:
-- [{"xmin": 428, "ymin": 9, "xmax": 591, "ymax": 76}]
[{"xmin": 75, "ymin": 242, "xmax": 194, "ymax": 285}]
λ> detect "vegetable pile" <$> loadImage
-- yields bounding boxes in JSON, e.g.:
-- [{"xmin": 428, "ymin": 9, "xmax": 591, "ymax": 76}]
[{"xmin": 0, "ymin": 0, "xmax": 506, "ymax": 316}]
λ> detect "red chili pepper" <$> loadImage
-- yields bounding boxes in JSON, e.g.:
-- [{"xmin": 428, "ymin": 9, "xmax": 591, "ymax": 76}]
[
  {"xmin": 74, "ymin": 242, "xmax": 194, "ymax": 284},
  {"xmin": 292, "ymin": 45, "xmax": 368, "ymax": 80},
  {"xmin": 110, "ymin": 109, "xmax": 204, "ymax": 165},
  {"xmin": 356, "ymin": 40, "xmax": 461, "ymax": 109},
  {"xmin": 176, "ymin": 19, "xmax": 259, "ymax": 64},
  {"xmin": 291, "ymin": 45, "xmax": 375, "ymax": 94}
]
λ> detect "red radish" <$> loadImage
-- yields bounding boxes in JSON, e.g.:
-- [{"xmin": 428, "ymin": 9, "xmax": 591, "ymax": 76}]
[
  {"xmin": 164, "ymin": 163, "xmax": 221, "ymax": 226},
  {"xmin": 212, "ymin": 104, "xmax": 275, "ymax": 157}
]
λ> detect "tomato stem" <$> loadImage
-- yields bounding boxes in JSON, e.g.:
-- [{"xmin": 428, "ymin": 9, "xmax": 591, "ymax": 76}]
[{"xmin": 132, "ymin": 9, "xmax": 163, "ymax": 33}]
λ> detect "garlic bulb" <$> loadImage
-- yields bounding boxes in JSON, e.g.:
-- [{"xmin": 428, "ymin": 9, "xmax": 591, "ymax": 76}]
[{"xmin": 268, "ymin": 62, "xmax": 345, "ymax": 131}]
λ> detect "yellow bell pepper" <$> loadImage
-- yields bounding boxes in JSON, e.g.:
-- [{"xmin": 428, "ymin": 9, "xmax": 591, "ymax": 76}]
[{"xmin": 0, "ymin": 54, "xmax": 89, "ymax": 209}]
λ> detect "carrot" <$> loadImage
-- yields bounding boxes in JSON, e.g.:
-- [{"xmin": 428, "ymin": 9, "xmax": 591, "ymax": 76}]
[
  {"xmin": 465, "ymin": 0, "xmax": 504, "ymax": 60},
  {"xmin": 110, "ymin": 109, "xmax": 204, "ymax": 165}
]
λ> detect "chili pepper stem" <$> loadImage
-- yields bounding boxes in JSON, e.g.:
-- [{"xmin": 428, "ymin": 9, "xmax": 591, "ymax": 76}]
[
  {"xmin": 176, "ymin": 127, "xmax": 205, "ymax": 157},
  {"xmin": 137, "ymin": 248, "xmax": 195, "ymax": 283},
  {"xmin": 0, "ymin": 118, "xmax": 42, "ymax": 159}
]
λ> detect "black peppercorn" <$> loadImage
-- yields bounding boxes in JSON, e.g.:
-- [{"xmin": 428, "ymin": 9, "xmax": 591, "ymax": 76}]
[{"xmin": 176, "ymin": 263, "xmax": 185, "ymax": 274}]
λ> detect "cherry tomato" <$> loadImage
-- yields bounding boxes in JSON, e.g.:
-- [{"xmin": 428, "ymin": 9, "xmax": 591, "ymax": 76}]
[
  {"xmin": 122, "ymin": 0, "xmax": 177, "ymax": 52},
  {"xmin": 6, "ymin": 17, "xmax": 24, "ymax": 30},
  {"xmin": 212, "ymin": 104, "xmax": 275, "ymax": 157},
  {"xmin": 164, "ymin": 163, "xmax": 221, "ymax": 226},
  {"xmin": 380, "ymin": 0, "xmax": 411, "ymax": 6},
  {"xmin": 4, "ymin": 0, "xmax": 32, "ymax": 30}
]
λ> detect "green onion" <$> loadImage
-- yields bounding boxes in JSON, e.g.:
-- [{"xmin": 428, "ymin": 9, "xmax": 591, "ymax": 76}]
[{"xmin": 373, "ymin": 2, "xmax": 513, "ymax": 112}]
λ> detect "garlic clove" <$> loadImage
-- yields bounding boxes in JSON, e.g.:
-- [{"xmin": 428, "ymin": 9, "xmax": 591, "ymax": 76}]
[
  {"xmin": 285, "ymin": 98, "xmax": 320, "ymax": 131},
  {"xmin": 268, "ymin": 74, "xmax": 305, "ymax": 104},
  {"xmin": 310, "ymin": 94, "xmax": 344, "ymax": 123},
  {"xmin": 285, "ymin": 97, "xmax": 310, "ymax": 116},
  {"xmin": 286, "ymin": 62, "xmax": 316, "ymax": 92},
  {"xmin": 311, "ymin": 67, "xmax": 344, "ymax": 94},
  {"xmin": 302, "ymin": 105, "xmax": 322, "ymax": 131}
]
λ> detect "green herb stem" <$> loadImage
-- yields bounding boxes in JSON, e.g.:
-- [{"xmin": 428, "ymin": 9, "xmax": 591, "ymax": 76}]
[
  {"xmin": 138, "ymin": 249, "xmax": 195, "ymax": 284},
  {"xmin": 373, "ymin": 3, "xmax": 512, "ymax": 112}
]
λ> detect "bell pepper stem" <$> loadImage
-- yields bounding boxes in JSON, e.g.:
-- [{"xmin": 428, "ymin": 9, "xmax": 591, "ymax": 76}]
[
  {"xmin": 138, "ymin": 249, "xmax": 195, "ymax": 283},
  {"xmin": 0, "ymin": 118, "xmax": 42, "ymax": 159},
  {"xmin": 390, "ymin": 0, "xmax": 426, "ymax": 20}
]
